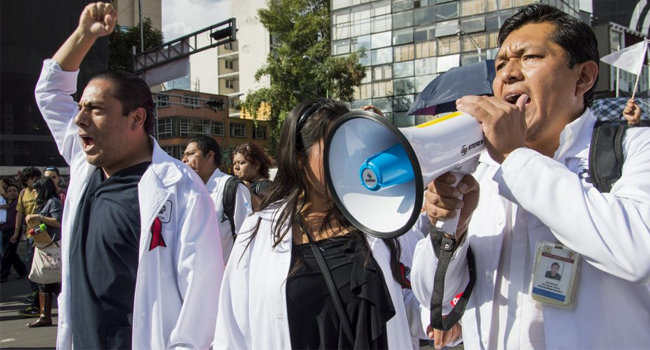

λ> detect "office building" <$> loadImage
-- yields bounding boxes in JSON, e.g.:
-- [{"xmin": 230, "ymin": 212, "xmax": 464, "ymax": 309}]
[{"xmin": 331, "ymin": 0, "xmax": 587, "ymax": 126}]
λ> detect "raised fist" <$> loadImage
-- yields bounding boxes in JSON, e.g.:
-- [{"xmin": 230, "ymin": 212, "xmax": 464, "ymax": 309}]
[{"xmin": 79, "ymin": 2, "xmax": 118, "ymax": 38}]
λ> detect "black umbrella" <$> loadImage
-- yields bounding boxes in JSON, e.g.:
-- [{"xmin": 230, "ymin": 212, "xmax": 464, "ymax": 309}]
[{"xmin": 407, "ymin": 59, "xmax": 496, "ymax": 116}]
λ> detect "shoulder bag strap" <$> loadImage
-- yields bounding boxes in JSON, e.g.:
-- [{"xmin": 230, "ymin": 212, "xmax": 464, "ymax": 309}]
[{"xmin": 298, "ymin": 220, "xmax": 355, "ymax": 343}]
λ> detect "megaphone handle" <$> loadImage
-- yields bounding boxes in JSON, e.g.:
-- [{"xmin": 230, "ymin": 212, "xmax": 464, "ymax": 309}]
[{"xmin": 435, "ymin": 172, "xmax": 462, "ymax": 236}]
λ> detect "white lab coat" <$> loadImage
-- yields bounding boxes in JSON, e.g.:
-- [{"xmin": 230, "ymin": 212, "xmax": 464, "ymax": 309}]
[
  {"xmin": 205, "ymin": 168, "xmax": 252, "ymax": 262},
  {"xmin": 214, "ymin": 204, "xmax": 427, "ymax": 349},
  {"xmin": 411, "ymin": 109, "xmax": 650, "ymax": 349},
  {"xmin": 36, "ymin": 59, "xmax": 225, "ymax": 350}
]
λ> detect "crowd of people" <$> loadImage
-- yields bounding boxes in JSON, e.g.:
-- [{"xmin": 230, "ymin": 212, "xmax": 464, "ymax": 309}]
[{"xmin": 1, "ymin": 2, "xmax": 648, "ymax": 349}]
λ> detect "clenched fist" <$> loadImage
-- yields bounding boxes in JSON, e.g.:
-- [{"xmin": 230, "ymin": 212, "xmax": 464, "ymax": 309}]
[{"xmin": 79, "ymin": 2, "xmax": 118, "ymax": 38}]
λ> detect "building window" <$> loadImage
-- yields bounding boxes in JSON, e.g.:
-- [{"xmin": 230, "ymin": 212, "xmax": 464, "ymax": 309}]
[
  {"xmin": 372, "ymin": 47, "xmax": 393, "ymax": 65},
  {"xmin": 436, "ymin": 19, "xmax": 460, "ymax": 37},
  {"xmin": 393, "ymin": 44, "xmax": 415, "ymax": 62},
  {"xmin": 162, "ymin": 145, "xmax": 184, "ymax": 160},
  {"xmin": 372, "ymin": 14, "xmax": 392, "ymax": 32},
  {"xmin": 224, "ymin": 60, "xmax": 234, "ymax": 69},
  {"xmin": 213, "ymin": 121, "xmax": 224, "ymax": 136},
  {"xmin": 354, "ymin": 83, "xmax": 373, "ymax": 100},
  {"xmin": 157, "ymin": 118, "xmax": 173, "ymax": 139},
  {"xmin": 230, "ymin": 122, "xmax": 246, "ymax": 138},
  {"xmin": 373, "ymin": 65, "xmax": 392, "ymax": 81},
  {"xmin": 254, "ymin": 125, "xmax": 267, "ymax": 139},
  {"xmin": 180, "ymin": 118, "xmax": 218, "ymax": 137},
  {"xmin": 394, "ymin": 77, "xmax": 415, "ymax": 95},
  {"xmin": 436, "ymin": 2, "xmax": 458, "ymax": 21},
  {"xmin": 438, "ymin": 35, "xmax": 460, "ymax": 55},
  {"xmin": 393, "ymin": 61, "xmax": 414, "ymax": 78},
  {"xmin": 393, "ymin": 28, "xmax": 414, "ymax": 46},
  {"xmin": 414, "ymin": 57, "xmax": 437, "ymax": 75},
  {"xmin": 415, "ymin": 40, "xmax": 437, "ymax": 58},
  {"xmin": 333, "ymin": 39, "xmax": 351, "ymax": 55},
  {"xmin": 183, "ymin": 95, "xmax": 200, "ymax": 109},
  {"xmin": 392, "ymin": 10, "xmax": 414, "ymax": 29},
  {"xmin": 225, "ymin": 79, "xmax": 236, "ymax": 89},
  {"xmin": 372, "ymin": 81, "xmax": 393, "ymax": 97},
  {"xmin": 371, "ymin": 31, "xmax": 392, "ymax": 49},
  {"xmin": 156, "ymin": 94, "xmax": 170, "ymax": 108},
  {"xmin": 414, "ymin": 6, "xmax": 435, "ymax": 26}
]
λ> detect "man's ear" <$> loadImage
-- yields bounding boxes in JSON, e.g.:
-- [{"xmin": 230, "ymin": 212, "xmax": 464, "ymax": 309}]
[
  {"xmin": 575, "ymin": 61, "xmax": 599, "ymax": 97},
  {"xmin": 206, "ymin": 150, "xmax": 216, "ymax": 163},
  {"xmin": 129, "ymin": 107, "xmax": 147, "ymax": 131}
]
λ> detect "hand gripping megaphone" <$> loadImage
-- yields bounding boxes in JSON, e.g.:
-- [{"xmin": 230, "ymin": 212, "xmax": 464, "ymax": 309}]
[{"xmin": 324, "ymin": 110, "xmax": 484, "ymax": 238}]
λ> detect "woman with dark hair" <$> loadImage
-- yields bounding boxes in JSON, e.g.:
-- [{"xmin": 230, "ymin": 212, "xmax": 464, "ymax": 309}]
[
  {"xmin": 232, "ymin": 142, "xmax": 274, "ymax": 211},
  {"xmin": 24, "ymin": 177, "xmax": 62, "ymax": 328},
  {"xmin": 214, "ymin": 100, "xmax": 425, "ymax": 349}
]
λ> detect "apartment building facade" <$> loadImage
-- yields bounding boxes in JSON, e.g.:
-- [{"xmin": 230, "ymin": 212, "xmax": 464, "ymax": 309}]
[{"xmin": 154, "ymin": 89, "xmax": 270, "ymax": 171}]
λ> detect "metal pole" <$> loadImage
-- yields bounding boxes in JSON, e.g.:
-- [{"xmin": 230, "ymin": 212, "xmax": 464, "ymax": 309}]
[
  {"xmin": 457, "ymin": 30, "xmax": 481, "ymax": 62},
  {"xmin": 138, "ymin": 0, "xmax": 144, "ymax": 53}
]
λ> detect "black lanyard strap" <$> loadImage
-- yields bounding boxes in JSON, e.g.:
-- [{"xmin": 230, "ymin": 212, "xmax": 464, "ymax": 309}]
[{"xmin": 429, "ymin": 225, "xmax": 476, "ymax": 331}]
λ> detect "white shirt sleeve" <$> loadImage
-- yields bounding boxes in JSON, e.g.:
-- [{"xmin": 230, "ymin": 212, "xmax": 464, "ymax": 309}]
[{"xmin": 496, "ymin": 133, "xmax": 650, "ymax": 282}]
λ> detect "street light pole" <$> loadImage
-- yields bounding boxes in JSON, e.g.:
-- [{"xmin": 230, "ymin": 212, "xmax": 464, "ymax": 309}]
[
  {"xmin": 457, "ymin": 30, "xmax": 482, "ymax": 62},
  {"xmin": 138, "ymin": 0, "xmax": 144, "ymax": 53}
]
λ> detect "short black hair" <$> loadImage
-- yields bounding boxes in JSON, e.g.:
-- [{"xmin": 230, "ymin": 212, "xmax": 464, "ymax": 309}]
[
  {"xmin": 44, "ymin": 166, "xmax": 60, "ymax": 176},
  {"xmin": 498, "ymin": 4, "xmax": 599, "ymax": 107},
  {"xmin": 20, "ymin": 167, "xmax": 42, "ymax": 186},
  {"xmin": 187, "ymin": 135, "xmax": 221, "ymax": 166},
  {"xmin": 90, "ymin": 70, "xmax": 156, "ymax": 135},
  {"xmin": 551, "ymin": 262, "xmax": 560, "ymax": 268}
]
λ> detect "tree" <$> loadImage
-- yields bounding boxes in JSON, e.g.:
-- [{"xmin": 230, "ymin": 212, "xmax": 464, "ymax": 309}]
[
  {"xmin": 241, "ymin": 0, "xmax": 366, "ymax": 155},
  {"xmin": 108, "ymin": 17, "xmax": 164, "ymax": 72}
]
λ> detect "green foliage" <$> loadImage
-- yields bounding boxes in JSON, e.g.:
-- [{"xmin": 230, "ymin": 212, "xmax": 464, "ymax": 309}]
[
  {"xmin": 108, "ymin": 17, "xmax": 164, "ymax": 72},
  {"xmin": 241, "ymin": 0, "xmax": 366, "ymax": 155}
]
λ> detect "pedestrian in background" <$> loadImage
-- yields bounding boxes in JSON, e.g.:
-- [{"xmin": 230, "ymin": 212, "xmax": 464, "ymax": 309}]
[
  {"xmin": 232, "ymin": 142, "xmax": 273, "ymax": 211},
  {"xmin": 1, "ymin": 182, "xmax": 27, "ymax": 282},
  {"xmin": 43, "ymin": 166, "xmax": 67, "ymax": 206},
  {"xmin": 24, "ymin": 177, "xmax": 62, "ymax": 328},
  {"xmin": 183, "ymin": 135, "xmax": 251, "ymax": 262}
]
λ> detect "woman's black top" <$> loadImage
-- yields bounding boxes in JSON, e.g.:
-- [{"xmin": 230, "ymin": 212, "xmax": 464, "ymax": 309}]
[{"xmin": 286, "ymin": 235, "xmax": 396, "ymax": 349}]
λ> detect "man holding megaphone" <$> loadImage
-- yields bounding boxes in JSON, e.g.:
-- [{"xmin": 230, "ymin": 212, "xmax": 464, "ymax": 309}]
[{"xmin": 410, "ymin": 4, "xmax": 650, "ymax": 350}]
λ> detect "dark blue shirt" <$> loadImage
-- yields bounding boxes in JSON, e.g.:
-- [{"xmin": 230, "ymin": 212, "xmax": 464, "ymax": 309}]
[{"xmin": 69, "ymin": 162, "xmax": 150, "ymax": 349}]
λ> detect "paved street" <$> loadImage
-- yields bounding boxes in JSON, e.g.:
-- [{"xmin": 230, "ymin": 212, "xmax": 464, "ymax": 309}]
[{"xmin": 0, "ymin": 240, "xmax": 57, "ymax": 350}]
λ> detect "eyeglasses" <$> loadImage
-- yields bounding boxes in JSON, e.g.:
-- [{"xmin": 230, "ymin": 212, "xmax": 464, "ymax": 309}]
[{"xmin": 295, "ymin": 100, "xmax": 327, "ymax": 149}]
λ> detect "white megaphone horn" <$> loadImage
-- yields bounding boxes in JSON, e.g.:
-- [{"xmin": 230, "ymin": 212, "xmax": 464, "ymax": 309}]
[{"xmin": 324, "ymin": 110, "xmax": 484, "ymax": 239}]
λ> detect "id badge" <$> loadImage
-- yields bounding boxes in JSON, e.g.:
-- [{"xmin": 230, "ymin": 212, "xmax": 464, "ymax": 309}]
[{"xmin": 531, "ymin": 241, "xmax": 580, "ymax": 308}]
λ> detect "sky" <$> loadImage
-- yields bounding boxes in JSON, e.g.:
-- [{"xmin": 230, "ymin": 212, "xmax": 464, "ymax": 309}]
[{"xmin": 162, "ymin": 0, "xmax": 231, "ymax": 41}]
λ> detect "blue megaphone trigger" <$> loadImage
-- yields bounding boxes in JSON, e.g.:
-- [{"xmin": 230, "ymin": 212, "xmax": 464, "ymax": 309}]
[{"xmin": 359, "ymin": 143, "xmax": 415, "ymax": 191}]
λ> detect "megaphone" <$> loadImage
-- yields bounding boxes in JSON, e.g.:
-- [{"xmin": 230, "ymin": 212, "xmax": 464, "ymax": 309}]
[{"xmin": 324, "ymin": 110, "xmax": 484, "ymax": 238}]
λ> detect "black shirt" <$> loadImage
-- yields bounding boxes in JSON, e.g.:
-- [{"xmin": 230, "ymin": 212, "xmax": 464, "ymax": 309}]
[
  {"xmin": 286, "ymin": 235, "xmax": 395, "ymax": 349},
  {"xmin": 69, "ymin": 162, "xmax": 150, "ymax": 349}
]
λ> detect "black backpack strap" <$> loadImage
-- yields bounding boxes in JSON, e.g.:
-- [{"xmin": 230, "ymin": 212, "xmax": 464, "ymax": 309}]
[
  {"xmin": 221, "ymin": 176, "xmax": 240, "ymax": 240},
  {"xmin": 429, "ymin": 225, "xmax": 476, "ymax": 331},
  {"xmin": 589, "ymin": 120, "xmax": 628, "ymax": 193}
]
